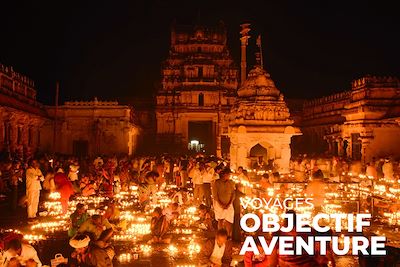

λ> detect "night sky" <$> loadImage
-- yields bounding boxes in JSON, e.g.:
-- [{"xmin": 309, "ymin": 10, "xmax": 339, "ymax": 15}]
[{"xmin": 1, "ymin": 1, "xmax": 399, "ymax": 104}]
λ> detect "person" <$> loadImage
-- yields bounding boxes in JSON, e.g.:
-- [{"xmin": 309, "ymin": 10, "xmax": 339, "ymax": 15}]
[
  {"xmin": 277, "ymin": 211, "xmax": 328, "ymax": 267},
  {"xmin": 103, "ymin": 201, "xmax": 121, "ymax": 224},
  {"xmin": 2, "ymin": 239, "xmax": 42, "ymax": 267},
  {"xmin": 212, "ymin": 168, "xmax": 235, "ymax": 237},
  {"xmin": 244, "ymin": 237, "xmax": 278, "ymax": 267},
  {"xmin": 79, "ymin": 176, "xmax": 96, "ymax": 196},
  {"xmin": 69, "ymin": 234, "xmax": 113, "ymax": 267},
  {"xmin": 25, "ymin": 160, "xmax": 44, "ymax": 223},
  {"xmin": 42, "ymin": 168, "xmax": 56, "ymax": 193},
  {"xmin": 78, "ymin": 215, "xmax": 113, "ymax": 241},
  {"xmin": 68, "ymin": 161, "xmax": 80, "ymax": 182},
  {"xmin": 197, "ymin": 204, "xmax": 216, "ymax": 235},
  {"xmin": 179, "ymin": 157, "xmax": 189, "ymax": 188},
  {"xmin": 199, "ymin": 229, "xmax": 232, "ymax": 267},
  {"xmin": 202, "ymin": 162, "xmax": 215, "ymax": 207},
  {"xmin": 365, "ymin": 162, "xmax": 378, "ymax": 179},
  {"xmin": 236, "ymin": 166, "xmax": 246, "ymax": 181},
  {"xmin": 232, "ymin": 183, "xmax": 246, "ymax": 242},
  {"xmin": 240, "ymin": 169, "xmax": 251, "ymax": 195},
  {"xmin": 9, "ymin": 162, "xmax": 22, "ymax": 213},
  {"xmin": 138, "ymin": 171, "xmax": 159, "ymax": 209},
  {"xmin": 190, "ymin": 162, "xmax": 205, "ymax": 205},
  {"xmin": 382, "ymin": 158, "xmax": 394, "ymax": 180},
  {"xmin": 24, "ymin": 259, "xmax": 38, "ymax": 267},
  {"xmin": 162, "ymin": 202, "xmax": 180, "ymax": 222},
  {"xmin": 259, "ymin": 173, "xmax": 272, "ymax": 198},
  {"xmin": 54, "ymin": 168, "xmax": 75, "ymax": 214},
  {"xmin": 149, "ymin": 207, "xmax": 170, "ymax": 244},
  {"xmin": 6, "ymin": 257, "xmax": 21, "ymax": 267},
  {"xmin": 68, "ymin": 203, "xmax": 89, "ymax": 237},
  {"xmin": 93, "ymin": 157, "xmax": 104, "ymax": 169}
]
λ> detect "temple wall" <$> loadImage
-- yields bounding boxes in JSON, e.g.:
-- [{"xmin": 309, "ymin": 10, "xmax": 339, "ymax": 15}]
[
  {"xmin": 366, "ymin": 127, "xmax": 400, "ymax": 161},
  {"xmin": 0, "ymin": 63, "xmax": 49, "ymax": 158},
  {"xmin": 44, "ymin": 101, "xmax": 140, "ymax": 156},
  {"xmin": 298, "ymin": 76, "xmax": 400, "ymax": 160}
]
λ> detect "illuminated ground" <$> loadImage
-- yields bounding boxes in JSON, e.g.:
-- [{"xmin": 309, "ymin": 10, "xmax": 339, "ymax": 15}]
[{"xmin": 0, "ymin": 202, "xmax": 362, "ymax": 267}]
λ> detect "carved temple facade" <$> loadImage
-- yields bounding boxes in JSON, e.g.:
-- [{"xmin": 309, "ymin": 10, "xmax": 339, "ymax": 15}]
[
  {"xmin": 0, "ymin": 63, "xmax": 140, "ymax": 158},
  {"xmin": 155, "ymin": 22, "xmax": 238, "ymax": 156},
  {"xmin": 229, "ymin": 66, "xmax": 301, "ymax": 172},
  {"xmin": 0, "ymin": 63, "xmax": 48, "ymax": 157},
  {"xmin": 3, "ymin": 23, "xmax": 400, "ymax": 163},
  {"xmin": 299, "ymin": 76, "xmax": 400, "ymax": 162},
  {"xmin": 43, "ymin": 100, "xmax": 140, "ymax": 156}
]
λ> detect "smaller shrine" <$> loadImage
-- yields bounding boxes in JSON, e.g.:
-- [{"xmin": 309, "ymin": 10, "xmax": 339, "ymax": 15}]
[{"xmin": 229, "ymin": 65, "xmax": 301, "ymax": 172}]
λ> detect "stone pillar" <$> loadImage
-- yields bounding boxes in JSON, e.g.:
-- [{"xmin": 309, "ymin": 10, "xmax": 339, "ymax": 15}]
[
  {"xmin": 337, "ymin": 138, "xmax": 343, "ymax": 156},
  {"xmin": 361, "ymin": 140, "xmax": 370, "ymax": 163},
  {"xmin": 22, "ymin": 125, "xmax": 29, "ymax": 147},
  {"xmin": 9, "ymin": 124, "xmax": 18, "ymax": 150},
  {"xmin": 229, "ymin": 143, "xmax": 238, "ymax": 170},
  {"xmin": 327, "ymin": 138, "xmax": 333, "ymax": 154},
  {"xmin": 278, "ymin": 142, "xmax": 291, "ymax": 173},
  {"xmin": 237, "ymin": 144, "xmax": 248, "ymax": 169},
  {"xmin": 216, "ymin": 122, "xmax": 222, "ymax": 158}
]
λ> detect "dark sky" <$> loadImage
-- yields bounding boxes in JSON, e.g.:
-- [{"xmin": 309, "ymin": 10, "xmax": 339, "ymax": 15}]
[{"xmin": 1, "ymin": 1, "xmax": 399, "ymax": 104}]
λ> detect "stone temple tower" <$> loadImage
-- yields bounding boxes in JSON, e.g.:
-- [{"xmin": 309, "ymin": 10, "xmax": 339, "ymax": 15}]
[
  {"xmin": 228, "ymin": 65, "xmax": 301, "ymax": 172},
  {"xmin": 156, "ymin": 22, "xmax": 238, "ymax": 155}
]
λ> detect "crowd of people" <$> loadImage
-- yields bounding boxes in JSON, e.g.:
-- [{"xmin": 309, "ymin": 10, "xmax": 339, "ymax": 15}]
[
  {"xmin": 0, "ymin": 152, "xmax": 398, "ymax": 266},
  {"xmin": 290, "ymin": 155, "xmax": 399, "ymax": 182}
]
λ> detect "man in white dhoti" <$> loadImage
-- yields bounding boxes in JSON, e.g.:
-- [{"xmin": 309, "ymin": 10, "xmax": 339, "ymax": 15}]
[
  {"xmin": 213, "ymin": 168, "xmax": 235, "ymax": 237},
  {"xmin": 26, "ymin": 160, "xmax": 44, "ymax": 223}
]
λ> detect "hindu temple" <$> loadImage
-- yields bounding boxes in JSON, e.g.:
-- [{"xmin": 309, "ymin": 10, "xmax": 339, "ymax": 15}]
[{"xmin": 229, "ymin": 65, "xmax": 301, "ymax": 172}]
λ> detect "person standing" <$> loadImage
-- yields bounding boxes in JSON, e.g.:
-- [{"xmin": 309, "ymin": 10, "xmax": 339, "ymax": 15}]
[
  {"xmin": 202, "ymin": 162, "xmax": 215, "ymax": 208},
  {"xmin": 232, "ymin": 183, "xmax": 245, "ymax": 242},
  {"xmin": 26, "ymin": 160, "xmax": 44, "ymax": 223},
  {"xmin": 213, "ymin": 168, "xmax": 235, "ymax": 237},
  {"xmin": 9, "ymin": 161, "xmax": 23, "ymax": 213},
  {"xmin": 179, "ymin": 156, "xmax": 189, "ymax": 188},
  {"xmin": 190, "ymin": 162, "xmax": 205, "ymax": 205},
  {"xmin": 54, "ymin": 168, "xmax": 74, "ymax": 214},
  {"xmin": 382, "ymin": 158, "xmax": 394, "ymax": 180}
]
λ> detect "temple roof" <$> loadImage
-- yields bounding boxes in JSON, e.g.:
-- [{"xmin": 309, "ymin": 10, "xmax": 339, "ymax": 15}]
[{"xmin": 237, "ymin": 65, "xmax": 281, "ymax": 100}]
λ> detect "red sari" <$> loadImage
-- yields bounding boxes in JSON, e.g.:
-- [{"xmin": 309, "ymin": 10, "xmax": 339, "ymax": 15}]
[{"xmin": 54, "ymin": 172, "xmax": 74, "ymax": 214}]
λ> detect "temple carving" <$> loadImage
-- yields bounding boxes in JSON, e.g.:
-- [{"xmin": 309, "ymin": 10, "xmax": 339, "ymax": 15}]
[
  {"xmin": 298, "ymin": 75, "xmax": 400, "ymax": 162},
  {"xmin": 1, "ymin": 22, "xmax": 400, "ymax": 165},
  {"xmin": 156, "ymin": 22, "xmax": 238, "ymax": 156},
  {"xmin": 0, "ymin": 64, "xmax": 140, "ymax": 158},
  {"xmin": 229, "ymin": 66, "xmax": 301, "ymax": 171},
  {"xmin": 0, "ymin": 63, "xmax": 48, "ymax": 158}
]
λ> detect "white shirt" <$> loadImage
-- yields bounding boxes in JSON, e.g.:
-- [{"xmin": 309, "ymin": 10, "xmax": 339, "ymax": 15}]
[
  {"xmin": 210, "ymin": 241, "xmax": 225, "ymax": 266},
  {"xmin": 68, "ymin": 165, "xmax": 79, "ymax": 181},
  {"xmin": 203, "ymin": 168, "xmax": 215, "ymax": 184},
  {"xmin": 26, "ymin": 167, "xmax": 43, "ymax": 191},
  {"xmin": 2, "ymin": 244, "xmax": 42, "ymax": 267},
  {"xmin": 190, "ymin": 168, "xmax": 204, "ymax": 185}
]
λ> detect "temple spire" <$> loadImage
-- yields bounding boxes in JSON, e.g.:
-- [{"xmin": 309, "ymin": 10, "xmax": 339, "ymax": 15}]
[
  {"xmin": 240, "ymin": 23, "xmax": 251, "ymax": 85},
  {"xmin": 256, "ymin": 35, "xmax": 264, "ymax": 69}
]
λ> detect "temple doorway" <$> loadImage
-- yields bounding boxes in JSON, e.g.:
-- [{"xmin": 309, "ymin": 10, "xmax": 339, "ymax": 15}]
[
  {"xmin": 351, "ymin": 133, "xmax": 362, "ymax": 160},
  {"xmin": 73, "ymin": 140, "xmax": 89, "ymax": 158},
  {"xmin": 221, "ymin": 135, "xmax": 230, "ymax": 159},
  {"xmin": 188, "ymin": 121, "xmax": 215, "ymax": 154},
  {"xmin": 249, "ymin": 143, "xmax": 268, "ymax": 169}
]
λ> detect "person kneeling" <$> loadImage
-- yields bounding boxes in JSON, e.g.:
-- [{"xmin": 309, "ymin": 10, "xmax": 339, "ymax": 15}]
[
  {"xmin": 149, "ymin": 207, "xmax": 171, "ymax": 244},
  {"xmin": 69, "ymin": 234, "xmax": 114, "ymax": 267},
  {"xmin": 199, "ymin": 229, "xmax": 232, "ymax": 267},
  {"xmin": 2, "ymin": 239, "xmax": 42, "ymax": 267}
]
